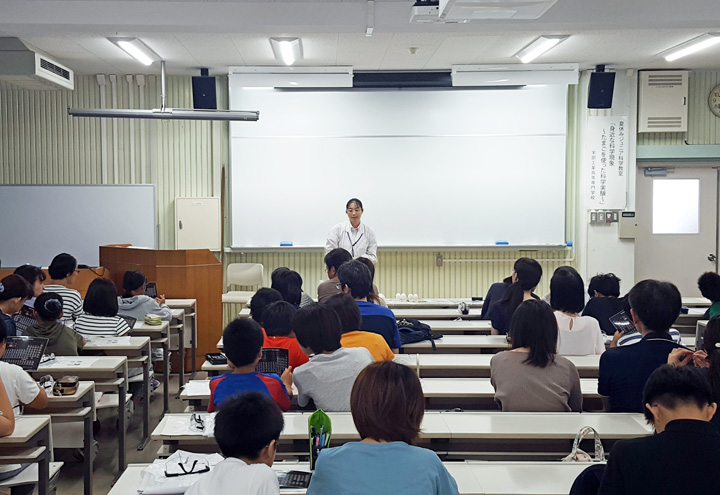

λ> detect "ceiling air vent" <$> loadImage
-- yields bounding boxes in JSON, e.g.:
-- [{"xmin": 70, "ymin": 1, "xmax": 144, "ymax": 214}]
[
  {"xmin": 0, "ymin": 37, "xmax": 74, "ymax": 91},
  {"xmin": 439, "ymin": 0, "xmax": 558, "ymax": 21}
]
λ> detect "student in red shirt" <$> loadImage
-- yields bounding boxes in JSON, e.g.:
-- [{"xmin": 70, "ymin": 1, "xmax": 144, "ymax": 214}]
[
  {"xmin": 262, "ymin": 301, "xmax": 309, "ymax": 370},
  {"xmin": 208, "ymin": 318, "xmax": 292, "ymax": 412}
]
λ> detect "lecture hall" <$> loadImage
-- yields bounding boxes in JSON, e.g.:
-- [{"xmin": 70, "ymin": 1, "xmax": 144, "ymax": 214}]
[{"xmin": 1, "ymin": 0, "xmax": 720, "ymax": 494}]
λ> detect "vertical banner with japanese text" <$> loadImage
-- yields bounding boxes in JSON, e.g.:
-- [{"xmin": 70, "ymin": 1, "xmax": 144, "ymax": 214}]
[{"xmin": 585, "ymin": 116, "xmax": 628, "ymax": 209}]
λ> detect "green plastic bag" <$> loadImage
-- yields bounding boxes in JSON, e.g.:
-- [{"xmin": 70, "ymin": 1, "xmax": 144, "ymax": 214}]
[{"xmin": 308, "ymin": 409, "xmax": 332, "ymax": 470}]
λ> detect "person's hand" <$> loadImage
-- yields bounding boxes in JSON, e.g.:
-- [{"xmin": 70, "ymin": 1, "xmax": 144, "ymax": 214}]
[
  {"xmin": 281, "ymin": 367, "xmax": 293, "ymax": 396},
  {"xmin": 610, "ymin": 331, "xmax": 623, "ymax": 348},
  {"xmin": 668, "ymin": 348, "xmax": 694, "ymax": 367},
  {"xmin": 693, "ymin": 350, "xmax": 710, "ymax": 368},
  {"xmin": 156, "ymin": 295, "xmax": 166, "ymax": 305}
]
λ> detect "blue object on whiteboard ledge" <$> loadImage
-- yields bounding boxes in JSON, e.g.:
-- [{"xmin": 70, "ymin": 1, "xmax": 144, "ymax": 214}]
[
  {"xmin": 566, "ymin": 241, "xmax": 573, "ymax": 246},
  {"xmin": 280, "ymin": 241, "xmax": 293, "ymax": 247},
  {"xmin": 495, "ymin": 241, "xmax": 509, "ymax": 245}
]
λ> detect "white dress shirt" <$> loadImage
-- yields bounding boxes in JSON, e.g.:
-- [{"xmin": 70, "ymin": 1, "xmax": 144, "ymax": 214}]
[{"xmin": 325, "ymin": 221, "xmax": 378, "ymax": 262}]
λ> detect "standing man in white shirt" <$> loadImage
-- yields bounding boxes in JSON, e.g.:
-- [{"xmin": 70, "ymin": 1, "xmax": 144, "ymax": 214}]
[{"xmin": 325, "ymin": 198, "xmax": 378, "ymax": 263}]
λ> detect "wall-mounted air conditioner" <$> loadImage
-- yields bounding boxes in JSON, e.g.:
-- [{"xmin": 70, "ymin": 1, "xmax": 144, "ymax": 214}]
[
  {"xmin": 0, "ymin": 38, "xmax": 74, "ymax": 91},
  {"xmin": 638, "ymin": 70, "xmax": 688, "ymax": 133},
  {"xmin": 440, "ymin": 0, "xmax": 558, "ymax": 21}
]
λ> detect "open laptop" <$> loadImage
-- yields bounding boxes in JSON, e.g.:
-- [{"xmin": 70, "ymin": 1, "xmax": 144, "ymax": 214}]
[
  {"xmin": 119, "ymin": 314, "xmax": 138, "ymax": 330},
  {"xmin": 12, "ymin": 304, "xmax": 36, "ymax": 335},
  {"xmin": 1, "ymin": 336, "xmax": 49, "ymax": 371}
]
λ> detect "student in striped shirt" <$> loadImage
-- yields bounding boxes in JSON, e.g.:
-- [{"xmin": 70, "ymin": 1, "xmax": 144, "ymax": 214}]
[
  {"xmin": 74, "ymin": 278, "xmax": 131, "ymax": 337},
  {"xmin": 43, "ymin": 253, "xmax": 83, "ymax": 322}
]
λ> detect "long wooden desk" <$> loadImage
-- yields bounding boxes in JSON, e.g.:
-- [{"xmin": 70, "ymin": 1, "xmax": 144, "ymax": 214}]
[
  {"xmin": 29, "ymin": 381, "xmax": 95, "ymax": 495},
  {"xmin": 152, "ymin": 410, "xmax": 648, "ymax": 459},
  {"xmin": 401, "ymin": 335, "xmax": 510, "ymax": 353},
  {"xmin": 30, "ymin": 355, "xmax": 129, "ymax": 471},
  {"xmin": 420, "ymin": 319, "xmax": 491, "ymax": 334},
  {"xmin": 166, "ymin": 298, "xmax": 199, "ymax": 384},
  {"xmin": 83, "ymin": 335, "xmax": 152, "ymax": 450},
  {"xmin": 180, "ymin": 378, "xmax": 602, "ymax": 412},
  {"xmin": 385, "ymin": 298, "xmax": 484, "ymax": 309},
  {"xmin": 132, "ymin": 320, "xmax": 170, "ymax": 413},
  {"xmin": 0, "ymin": 416, "xmax": 52, "ymax": 495},
  {"xmin": 682, "ymin": 296, "xmax": 711, "ymax": 307}
]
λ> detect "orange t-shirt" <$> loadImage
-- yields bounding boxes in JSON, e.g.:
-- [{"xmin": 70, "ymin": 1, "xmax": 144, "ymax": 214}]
[
  {"xmin": 341, "ymin": 330, "xmax": 395, "ymax": 362},
  {"xmin": 263, "ymin": 334, "xmax": 310, "ymax": 370}
]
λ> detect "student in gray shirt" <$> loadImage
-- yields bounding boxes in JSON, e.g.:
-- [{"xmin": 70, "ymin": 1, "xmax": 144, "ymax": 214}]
[
  {"xmin": 491, "ymin": 299, "xmax": 582, "ymax": 412},
  {"xmin": 290, "ymin": 304, "xmax": 373, "ymax": 412}
]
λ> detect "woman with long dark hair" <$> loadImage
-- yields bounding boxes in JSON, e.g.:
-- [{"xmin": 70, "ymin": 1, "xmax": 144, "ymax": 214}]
[{"xmin": 486, "ymin": 257, "xmax": 543, "ymax": 335}]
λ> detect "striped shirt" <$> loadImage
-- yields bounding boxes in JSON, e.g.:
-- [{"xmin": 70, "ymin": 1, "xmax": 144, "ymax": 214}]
[
  {"xmin": 618, "ymin": 328, "xmax": 682, "ymax": 347},
  {"xmin": 43, "ymin": 284, "xmax": 83, "ymax": 321},
  {"xmin": 74, "ymin": 314, "xmax": 131, "ymax": 337}
]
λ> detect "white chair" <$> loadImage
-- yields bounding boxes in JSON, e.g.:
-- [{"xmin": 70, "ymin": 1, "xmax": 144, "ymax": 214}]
[{"xmin": 222, "ymin": 263, "xmax": 264, "ymax": 305}]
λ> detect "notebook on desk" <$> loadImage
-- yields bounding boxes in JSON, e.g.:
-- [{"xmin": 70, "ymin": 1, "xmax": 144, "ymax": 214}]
[
  {"xmin": 0, "ymin": 336, "xmax": 49, "ymax": 371},
  {"xmin": 255, "ymin": 348, "xmax": 289, "ymax": 375}
]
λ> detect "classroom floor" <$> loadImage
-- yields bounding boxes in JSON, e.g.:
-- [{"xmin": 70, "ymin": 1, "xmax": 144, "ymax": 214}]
[{"xmin": 55, "ymin": 374, "xmax": 190, "ymax": 495}]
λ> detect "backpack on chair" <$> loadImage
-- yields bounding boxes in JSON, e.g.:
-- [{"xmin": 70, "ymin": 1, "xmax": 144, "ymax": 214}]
[{"xmin": 397, "ymin": 318, "xmax": 442, "ymax": 350}]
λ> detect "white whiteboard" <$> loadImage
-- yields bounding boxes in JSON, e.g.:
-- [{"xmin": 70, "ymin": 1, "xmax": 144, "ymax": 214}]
[
  {"xmin": 229, "ymin": 84, "xmax": 569, "ymax": 248},
  {"xmin": 0, "ymin": 185, "xmax": 156, "ymax": 267}
]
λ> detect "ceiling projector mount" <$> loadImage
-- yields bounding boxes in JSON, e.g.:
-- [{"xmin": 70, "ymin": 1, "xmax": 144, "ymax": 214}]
[{"xmin": 68, "ymin": 61, "xmax": 259, "ymax": 122}]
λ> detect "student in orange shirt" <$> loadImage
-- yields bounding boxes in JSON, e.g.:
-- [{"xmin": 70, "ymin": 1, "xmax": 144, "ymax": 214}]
[
  {"xmin": 262, "ymin": 301, "xmax": 309, "ymax": 370},
  {"xmin": 325, "ymin": 293, "xmax": 395, "ymax": 361}
]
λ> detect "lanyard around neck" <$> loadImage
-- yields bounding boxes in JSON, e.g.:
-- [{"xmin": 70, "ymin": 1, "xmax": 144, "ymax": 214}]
[{"xmin": 346, "ymin": 230, "xmax": 363, "ymax": 257}]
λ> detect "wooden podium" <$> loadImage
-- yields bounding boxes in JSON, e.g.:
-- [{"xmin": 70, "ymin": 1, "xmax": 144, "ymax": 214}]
[{"xmin": 100, "ymin": 246, "xmax": 222, "ymax": 371}]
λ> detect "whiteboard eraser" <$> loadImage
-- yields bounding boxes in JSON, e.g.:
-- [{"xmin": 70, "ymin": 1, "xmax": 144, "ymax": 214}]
[
  {"xmin": 280, "ymin": 241, "xmax": 293, "ymax": 247},
  {"xmin": 495, "ymin": 241, "xmax": 509, "ymax": 245}
]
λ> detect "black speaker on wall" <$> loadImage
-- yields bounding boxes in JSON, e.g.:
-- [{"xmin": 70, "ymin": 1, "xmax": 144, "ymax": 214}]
[
  {"xmin": 588, "ymin": 68, "xmax": 616, "ymax": 109},
  {"xmin": 192, "ymin": 69, "xmax": 217, "ymax": 109}
]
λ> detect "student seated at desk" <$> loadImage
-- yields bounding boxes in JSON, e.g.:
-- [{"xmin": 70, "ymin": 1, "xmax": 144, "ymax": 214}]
[
  {"xmin": 325, "ymin": 293, "xmax": 394, "ymax": 362},
  {"xmin": 248, "ymin": 288, "xmax": 283, "ymax": 327},
  {"xmin": 597, "ymin": 365, "xmax": 720, "ymax": 495},
  {"xmin": 479, "ymin": 275, "xmax": 512, "ymax": 320},
  {"xmin": 43, "ymin": 253, "xmax": 83, "ymax": 322},
  {"xmin": 598, "ymin": 280, "xmax": 684, "ymax": 413},
  {"xmin": 698, "ymin": 271, "xmax": 720, "ymax": 319},
  {"xmin": 317, "ymin": 248, "xmax": 352, "ymax": 304},
  {"xmin": 261, "ymin": 301, "xmax": 309, "ymax": 370},
  {"xmin": 187, "ymin": 392, "xmax": 284, "ymax": 495},
  {"xmin": 290, "ymin": 304, "xmax": 373, "ymax": 412},
  {"xmin": 551, "ymin": 267, "xmax": 604, "ymax": 356},
  {"xmin": 12, "ymin": 265, "xmax": 46, "ymax": 335},
  {"xmin": 355, "ymin": 257, "xmax": 386, "ymax": 307},
  {"xmin": 486, "ymin": 257, "xmax": 543, "ymax": 336},
  {"xmin": 209, "ymin": 318, "xmax": 292, "ymax": 413},
  {"xmin": 74, "ymin": 278, "xmax": 131, "ymax": 337},
  {"xmin": 271, "ymin": 267, "xmax": 313, "ymax": 308},
  {"xmin": 0, "ymin": 323, "xmax": 48, "ymax": 421},
  {"xmin": 307, "ymin": 361, "xmax": 458, "ymax": 495},
  {"xmin": 337, "ymin": 260, "xmax": 401, "ymax": 352},
  {"xmin": 582, "ymin": 273, "xmax": 624, "ymax": 335},
  {"xmin": 0, "ymin": 276, "xmax": 34, "ymax": 337},
  {"xmin": 491, "ymin": 299, "xmax": 582, "ymax": 412},
  {"xmin": 0, "ymin": 375, "xmax": 15, "ymax": 436},
  {"xmin": 24, "ymin": 293, "xmax": 85, "ymax": 356},
  {"xmin": 117, "ymin": 270, "xmax": 172, "ymax": 322}
]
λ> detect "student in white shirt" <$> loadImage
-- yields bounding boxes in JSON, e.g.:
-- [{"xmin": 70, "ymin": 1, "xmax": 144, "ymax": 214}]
[
  {"xmin": 290, "ymin": 304, "xmax": 374, "ymax": 412},
  {"xmin": 75, "ymin": 278, "xmax": 131, "ymax": 337},
  {"xmin": 43, "ymin": 253, "xmax": 83, "ymax": 322},
  {"xmin": 186, "ymin": 392, "xmax": 284, "ymax": 495},
  {"xmin": 551, "ymin": 267, "xmax": 605, "ymax": 356},
  {"xmin": 0, "ymin": 321, "xmax": 49, "ymax": 491},
  {"xmin": 325, "ymin": 198, "xmax": 378, "ymax": 263}
]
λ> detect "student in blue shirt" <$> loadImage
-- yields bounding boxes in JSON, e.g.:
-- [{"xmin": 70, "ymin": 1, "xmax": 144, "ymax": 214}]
[
  {"xmin": 336, "ymin": 260, "xmax": 401, "ymax": 351},
  {"xmin": 307, "ymin": 360, "xmax": 458, "ymax": 495}
]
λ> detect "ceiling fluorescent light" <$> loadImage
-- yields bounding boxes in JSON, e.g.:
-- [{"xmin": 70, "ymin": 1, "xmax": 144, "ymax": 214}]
[
  {"xmin": 109, "ymin": 38, "xmax": 159, "ymax": 66},
  {"xmin": 270, "ymin": 38, "xmax": 302, "ymax": 66},
  {"xmin": 663, "ymin": 33, "xmax": 720, "ymax": 62},
  {"xmin": 515, "ymin": 35, "xmax": 568, "ymax": 64}
]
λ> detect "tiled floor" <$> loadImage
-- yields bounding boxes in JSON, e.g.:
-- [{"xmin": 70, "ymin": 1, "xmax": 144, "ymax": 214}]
[{"xmin": 55, "ymin": 375, "xmax": 193, "ymax": 495}]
